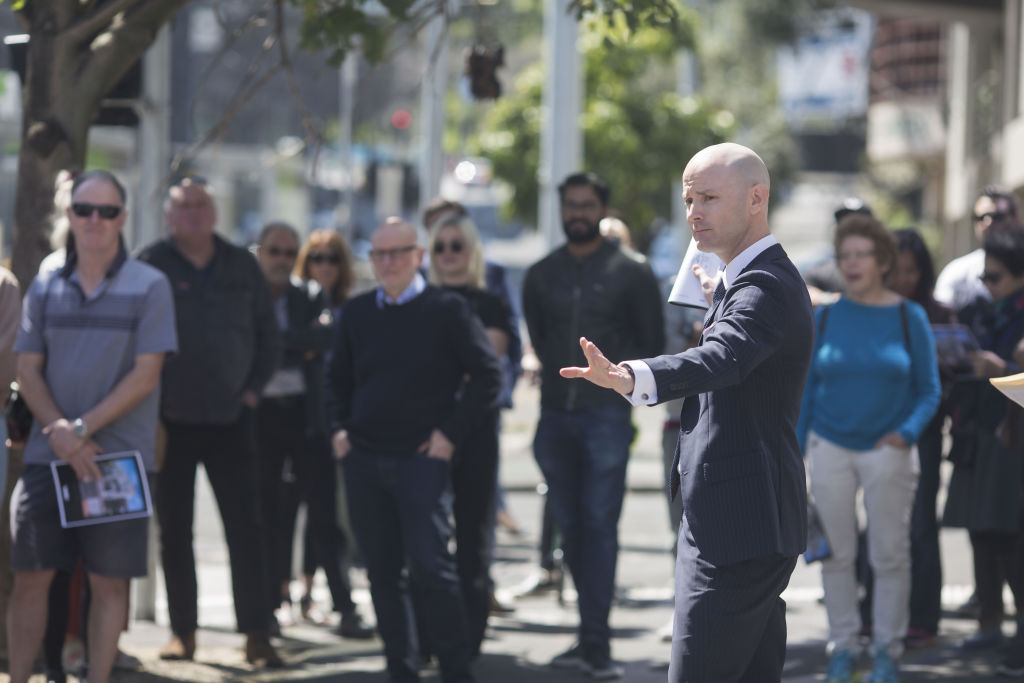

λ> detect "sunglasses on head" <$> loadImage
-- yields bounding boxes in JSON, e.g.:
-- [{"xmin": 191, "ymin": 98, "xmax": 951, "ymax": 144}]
[
  {"xmin": 974, "ymin": 210, "xmax": 1008, "ymax": 223},
  {"xmin": 433, "ymin": 240, "xmax": 464, "ymax": 254},
  {"xmin": 71, "ymin": 202, "xmax": 122, "ymax": 219},
  {"xmin": 308, "ymin": 252, "xmax": 341, "ymax": 265},
  {"xmin": 980, "ymin": 271, "xmax": 1005, "ymax": 284}
]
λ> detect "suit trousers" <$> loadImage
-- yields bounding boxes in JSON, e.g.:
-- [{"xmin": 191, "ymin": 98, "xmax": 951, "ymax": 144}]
[
  {"xmin": 157, "ymin": 414, "xmax": 272, "ymax": 635},
  {"xmin": 342, "ymin": 450, "xmax": 473, "ymax": 683},
  {"xmin": 669, "ymin": 513, "xmax": 797, "ymax": 682}
]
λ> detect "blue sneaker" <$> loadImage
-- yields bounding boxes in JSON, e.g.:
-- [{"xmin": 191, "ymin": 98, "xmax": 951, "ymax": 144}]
[
  {"xmin": 868, "ymin": 648, "xmax": 899, "ymax": 683},
  {"xmin": 825, "ymin": 649, "xmax": 856, "ymax": 683}
]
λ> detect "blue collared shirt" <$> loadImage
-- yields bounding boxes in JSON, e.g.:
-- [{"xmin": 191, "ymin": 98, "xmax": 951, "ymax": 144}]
[{"xmin": 376, "ymin": 272, "xmax": 427, "ymax": 308}]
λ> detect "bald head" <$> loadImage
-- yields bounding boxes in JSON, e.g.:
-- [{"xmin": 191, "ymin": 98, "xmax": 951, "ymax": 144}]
[
  {"xmin": 373, "ymin": 216, "xmax": 419, "ymax": 243},
  {"xmin": 685, "ymin": 143, "xmax": 770, "ymax": 193},
  {"xmin": 682, "ymin": 143, "xmax": 772, "ymax": 263}
]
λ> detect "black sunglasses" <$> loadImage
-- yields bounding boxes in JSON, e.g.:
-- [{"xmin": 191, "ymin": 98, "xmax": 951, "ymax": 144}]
[
  {"xmin": 980, "ymin": 271, "xmax": 1004, "ymax": 284},
  {"xmin": 71, "ymin": 202, "xmax": 122, "ymax": 220},
  {"xmin": 433, "ymin": 240, "xmax": 464, "ymax": 254},
  {"xmin": 308, "ymin": 252, "xmax": 341, "ymax": 265},
  {"xmin": 973, "ymin": 210, "xmax": 1007, "ymax": 223}
]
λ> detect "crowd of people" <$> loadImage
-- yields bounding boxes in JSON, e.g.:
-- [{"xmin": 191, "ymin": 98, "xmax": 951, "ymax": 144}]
[{"xmin": 0, "ymin": 154, "xmax": 1023, "ymax": 683}]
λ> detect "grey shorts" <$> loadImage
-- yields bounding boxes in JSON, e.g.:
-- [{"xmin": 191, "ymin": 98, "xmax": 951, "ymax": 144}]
[{"xmin": 10, "ymin": 465, "xmax": 149, "ymax": 578}]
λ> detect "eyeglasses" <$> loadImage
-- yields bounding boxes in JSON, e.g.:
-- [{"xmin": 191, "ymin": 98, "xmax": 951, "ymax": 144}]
[
  {"xmin": 71, "ymin": 202, "xmax": 122, "ymax": 220},
  {"xmin": 974, "ymin": 210, "xmax": 1008, "ymax": 223},
  {"xmin": 308, "ymin": 252, "xmax": 341, "ymax": 265},
  {"xmin": 369, "ymin": 245, "xmax": 417, "ymax": 262},
  {"xmin": 265, "ymin": 246, "xmax": 298, "ymax": 259},
  {"xmin": 433, "ymin": 240, "xmax": 464, "ymax": 255},
  {"xmin": 837, "ymin": 249, "xmax": 875, "ymax": 263},
  {"xmin": 980, "ymin": 271, "xmax": 1005, "ymax": 284}
]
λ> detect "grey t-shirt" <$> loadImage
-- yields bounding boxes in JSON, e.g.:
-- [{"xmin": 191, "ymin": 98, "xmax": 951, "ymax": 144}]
[{"xmin": 14, "ymin": 257, "xmax": 178, "ymax": 471}]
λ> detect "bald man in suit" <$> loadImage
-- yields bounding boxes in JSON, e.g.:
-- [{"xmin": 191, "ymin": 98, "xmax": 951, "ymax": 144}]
[{"xmin": 562, "ymin": 143, "xmax": 814, "ymax": 682}]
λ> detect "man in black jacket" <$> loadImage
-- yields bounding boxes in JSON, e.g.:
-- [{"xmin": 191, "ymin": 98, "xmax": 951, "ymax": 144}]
[
  {"xmin": 522, "ymin": 172, "xmax": 665, "ymax": 679},
  {"xmin": 137, "ymin": 177, "xmax": 283, "ymax": 667},
  {"xmin": 325, "ymin": 217, "xmax": 501, "ymax": 683}
]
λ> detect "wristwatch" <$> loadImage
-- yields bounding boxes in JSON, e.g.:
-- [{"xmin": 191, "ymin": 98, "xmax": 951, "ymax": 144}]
[{"xmin": 71, "ymin": 417, "xmax": 89, "ymax": 439}]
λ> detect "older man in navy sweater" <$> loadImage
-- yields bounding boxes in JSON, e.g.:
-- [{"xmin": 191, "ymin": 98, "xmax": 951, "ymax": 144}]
[{"xmin": 325, "ymin": 217, "xmax": 502, "ymax": 683}]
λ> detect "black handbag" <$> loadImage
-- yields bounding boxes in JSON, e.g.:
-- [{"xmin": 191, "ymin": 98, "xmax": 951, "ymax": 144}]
[{"xmin": 5, "ymin": 381, "xmax": 33, "ymax": 444}]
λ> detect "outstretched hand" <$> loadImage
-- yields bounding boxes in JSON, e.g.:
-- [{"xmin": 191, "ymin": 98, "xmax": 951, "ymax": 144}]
[{"xmin": 559, "ymin": 337, "xmax": 635, "ymax": 395}]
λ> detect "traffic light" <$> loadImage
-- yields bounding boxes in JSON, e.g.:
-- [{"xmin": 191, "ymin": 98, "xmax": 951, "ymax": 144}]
[{"xmin": 465, "ymin": 44, "xmax": 503, "ymax": 100}]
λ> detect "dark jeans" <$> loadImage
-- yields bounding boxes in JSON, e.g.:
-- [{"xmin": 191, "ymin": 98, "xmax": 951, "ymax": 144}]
[
  {"xmin": 417, "ymin": 411, "xmax": 500, "ymax": 658},
  {"xmin": 342, "ymin": 450, "xmax": 473, "ymax": 683},
  {"xmin": 158, "ymin": 414, "xmax": 271, "ymax": 635},
  {"xmin": 533, "ymin": 403, "xmax": 634, "ymax": 654},
  {"xmin": 909, "ymin": 415, "xmax": 943, "ymax": 633},
  {"xmin": 257, "ymin": 397, "xmax": 355, "ymax": 614}
]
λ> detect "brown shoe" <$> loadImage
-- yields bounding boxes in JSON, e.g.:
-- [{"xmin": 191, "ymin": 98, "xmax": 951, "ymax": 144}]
[
  {"xmin": 159, "ymin": 632, "xmax": 196, "ymax": 661},
  {"xmin": 245, "ymin": 632, "xmax": 284, "ymax": 668}
]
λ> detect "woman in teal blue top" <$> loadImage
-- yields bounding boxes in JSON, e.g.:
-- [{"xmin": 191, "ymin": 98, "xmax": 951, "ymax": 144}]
[{"xmin": 799, "ymin": 214, "xmax": 941, "ymax": 683}]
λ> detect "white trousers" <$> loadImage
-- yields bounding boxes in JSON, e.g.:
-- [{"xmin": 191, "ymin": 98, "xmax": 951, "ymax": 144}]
[{"xmin": 807, "ymin": 431, "xmax": 918, "ymax": 657}]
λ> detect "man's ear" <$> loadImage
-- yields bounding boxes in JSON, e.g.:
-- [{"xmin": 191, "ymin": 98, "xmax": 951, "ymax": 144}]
[{"xmin": 749, "ymin": 183, "xmax": 769, "ymax": 216}]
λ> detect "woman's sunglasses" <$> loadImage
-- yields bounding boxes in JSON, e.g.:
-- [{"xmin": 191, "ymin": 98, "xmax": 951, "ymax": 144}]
[
  {"xmin": 71, "ymin": 202, "xmax": 122, "ymax": 220},
  {"xmin": 433, "ymin": 240, "xmax": 464, "ymax": 254},
  {"xmin": 308, "ymin": 252, "xmax": 341, "ymax": 265},
  {"xmin": 980, "ymin": 271, "xmax": 1005, "ymax": 284}
]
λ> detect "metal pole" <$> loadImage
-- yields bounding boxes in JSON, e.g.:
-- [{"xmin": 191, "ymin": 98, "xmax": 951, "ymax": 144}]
[
  {"xmin": 339, "ymin": 50, "xmax": 358, "ymax": 240},
  {"xmin": 538, "ymin": 0, "xmax": 582, "ymax": 248},
  {"xmin": 419, "ymin": 10, "xmax": 451, "ymax": 220}
]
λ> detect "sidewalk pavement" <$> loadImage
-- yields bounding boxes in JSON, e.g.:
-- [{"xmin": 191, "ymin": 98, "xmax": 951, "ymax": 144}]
[{"xmin": 4, "ymin": 384, "xmax": 1018, "ymax": 682}]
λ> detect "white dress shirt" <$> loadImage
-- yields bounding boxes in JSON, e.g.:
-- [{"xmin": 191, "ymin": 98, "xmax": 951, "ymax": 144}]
[{"xmin": 621, "ymin": 235, "xmax": 779, "ymax": 406}]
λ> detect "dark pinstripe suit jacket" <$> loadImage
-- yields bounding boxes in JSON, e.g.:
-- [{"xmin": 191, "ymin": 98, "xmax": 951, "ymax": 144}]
[{"xmin": 646, "ymin": 243, "xmax": 813, "ymax": 567}]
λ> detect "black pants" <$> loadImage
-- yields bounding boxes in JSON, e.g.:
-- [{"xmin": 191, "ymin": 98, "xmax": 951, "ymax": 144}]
[
  {"xmin": 258, "ymin": 396, "xmax": 355, "ymax": 614},
  {"xmin": 970, "ymin": 528, "xmax": 1024, "ymax": 626},
  {"xmin": 909, "ymin": 414, "xmax": 944, "ymax": 633},
  {"xmin": 158, "ymin": 414, "xmax": 271, "ymax": 635}
]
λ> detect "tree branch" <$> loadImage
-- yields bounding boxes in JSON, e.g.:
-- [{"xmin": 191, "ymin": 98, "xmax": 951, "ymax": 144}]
[
  {"xmin": 64, "ymin": 0, "xmax": 137, "ymax": 45},
  {"xmin": 273, "ymin": 0, "xmax": 323, "ymax": 150}
]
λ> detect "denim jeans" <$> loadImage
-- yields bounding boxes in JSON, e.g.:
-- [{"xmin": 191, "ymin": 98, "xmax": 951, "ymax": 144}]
[
  {"xmin": 533, "ymin": 403, "xmax": 634, "ymax": 654},
  {"xmin": 342, "ymin": 450, "xmax": 473, "ymax": 683}
]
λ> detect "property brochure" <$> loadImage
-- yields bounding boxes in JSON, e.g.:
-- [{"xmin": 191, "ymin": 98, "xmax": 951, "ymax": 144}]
[
  {"xmin": 991, "ymin": 372, "xmax": 1024, "ymax": 409},
  {"xmin": 50, "ymin": 450, "xmax": 152, "ymax": 528},
  {"xmin": 667, "ymin": 237, "xmax": 725, "ymax": 309}
]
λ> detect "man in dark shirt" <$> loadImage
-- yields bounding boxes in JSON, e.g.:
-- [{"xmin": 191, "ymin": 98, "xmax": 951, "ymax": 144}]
[
  {"xmin": 137, "ymin": 177, "xmax": 283, "ymax": 667},
  {"xmin": 325, "ymin": 217, "xmax": 501, "ymax": 683},
  {"xmin": 522, "ymin": 172, "xmax": 665, "ymax": 679}
]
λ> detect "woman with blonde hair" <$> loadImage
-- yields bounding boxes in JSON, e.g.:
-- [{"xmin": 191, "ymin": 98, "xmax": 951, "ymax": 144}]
[{"xmin": 425, "ymin": 213, "xmax": 511, "ymax": 658}]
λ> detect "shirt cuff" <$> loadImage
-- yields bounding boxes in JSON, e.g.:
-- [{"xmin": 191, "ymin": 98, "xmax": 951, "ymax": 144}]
[{"xmin": 621, "ymin": 360, "xmax": 658, "ymax": 406}]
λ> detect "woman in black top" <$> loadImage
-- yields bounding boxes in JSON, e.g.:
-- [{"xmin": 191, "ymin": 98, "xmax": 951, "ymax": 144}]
[{"xmin": 426, "ymin": 214, "xmax": 512, "ymax": 658}]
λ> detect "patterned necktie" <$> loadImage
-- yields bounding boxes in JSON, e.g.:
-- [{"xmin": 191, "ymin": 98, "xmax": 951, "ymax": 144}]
[{"xmin": 704, "ymin": 280, "xmax": 726, "ymax": 326}]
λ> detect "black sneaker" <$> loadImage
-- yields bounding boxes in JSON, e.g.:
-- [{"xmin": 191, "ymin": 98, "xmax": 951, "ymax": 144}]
[
  {"xmin": 582, "ymin": 646, "xmax": 624, "ymax": 680},
  {"xmin": 550, "ymin": 643, "xmax": 586, "ymax": 670},
  {"xmin": 997, "ymin": 647, "xmax": 1024, "ymax": 677}
]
